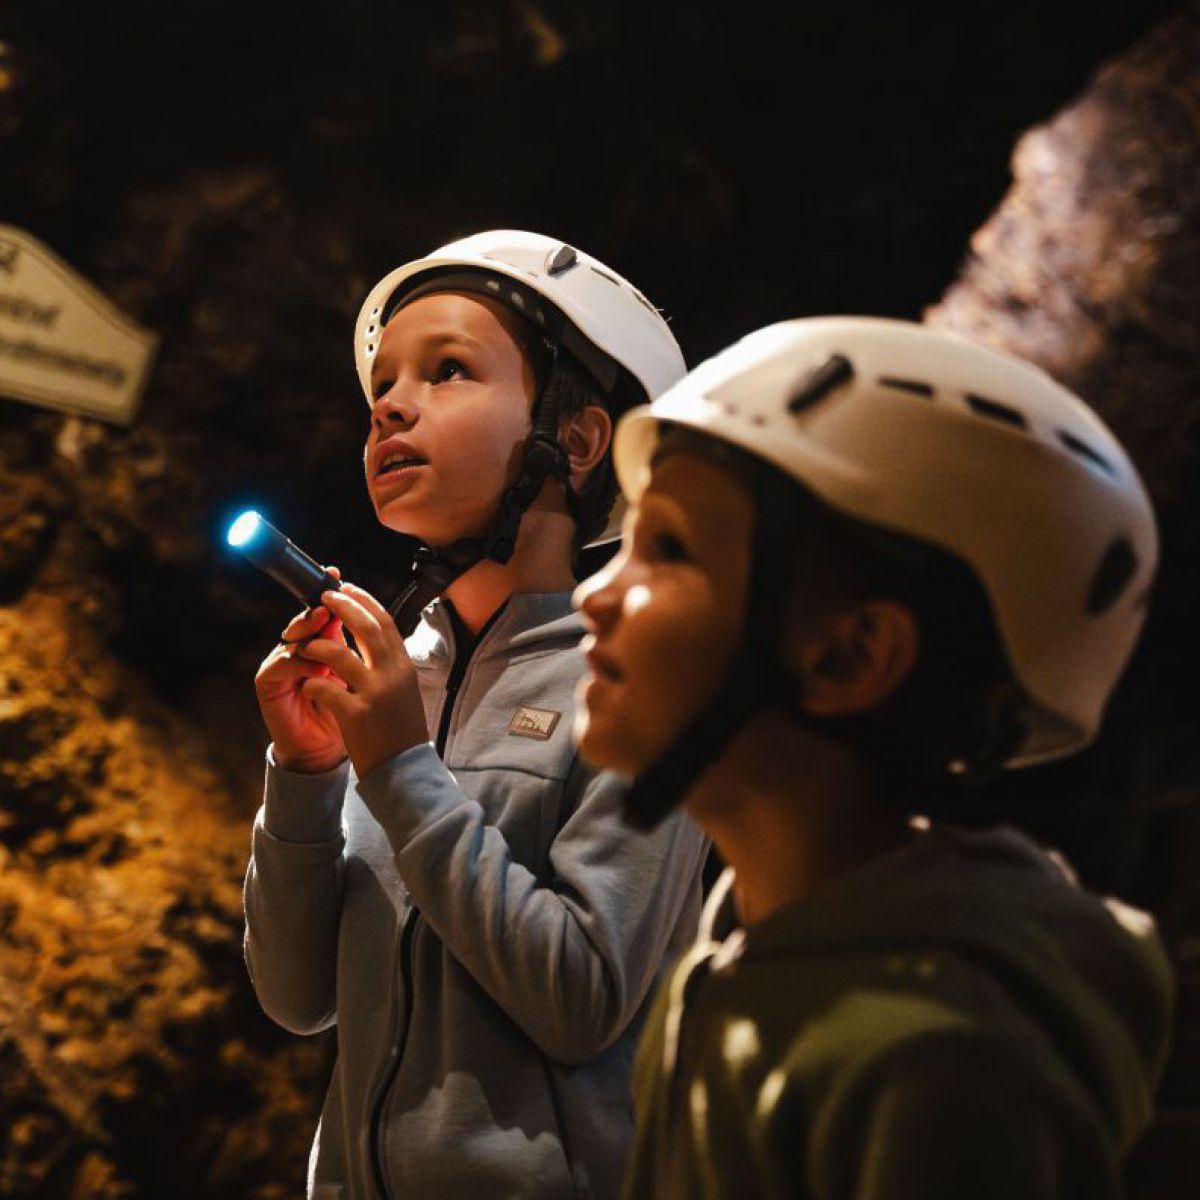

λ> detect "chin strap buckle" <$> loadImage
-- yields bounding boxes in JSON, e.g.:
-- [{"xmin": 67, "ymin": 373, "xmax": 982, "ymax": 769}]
[{"xmin": 389, "ymin": 540, "xmax": 486, "ymax": 636}]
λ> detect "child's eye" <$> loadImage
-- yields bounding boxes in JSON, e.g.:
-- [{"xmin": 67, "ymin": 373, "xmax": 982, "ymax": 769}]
[
  {"xmin": 654, "ymin": 533, "xmax": 690, "ymax": 563},
  {"xmin": 371, "ymin": 378, "xmax": 394, "ymax": 403},
  {"xmin": 434, "ymin": 358, "xmax": 468, "ymax": 383}
]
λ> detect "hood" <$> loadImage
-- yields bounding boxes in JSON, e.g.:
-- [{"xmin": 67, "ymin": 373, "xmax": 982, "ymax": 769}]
[{"xmin": 708, "ymin": 822, "xmax": 1174, "ymax": 1151}]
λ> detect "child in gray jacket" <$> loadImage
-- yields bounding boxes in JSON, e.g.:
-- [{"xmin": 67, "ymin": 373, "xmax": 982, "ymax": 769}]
[{"xmin": 243, "ymin": 231, "xmax": 709, "ymax": 1199}]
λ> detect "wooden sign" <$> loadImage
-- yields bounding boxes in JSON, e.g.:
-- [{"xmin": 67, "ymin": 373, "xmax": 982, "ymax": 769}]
[{"xmin": 0, "ymin": 225, "xmax": 157, "ymax": 425}]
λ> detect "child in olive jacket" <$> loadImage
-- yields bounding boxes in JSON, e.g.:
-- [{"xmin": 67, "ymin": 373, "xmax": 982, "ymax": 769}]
[{"xmin": 573, "ymin": 318, "xmax": 1172, "ymax": 1199}]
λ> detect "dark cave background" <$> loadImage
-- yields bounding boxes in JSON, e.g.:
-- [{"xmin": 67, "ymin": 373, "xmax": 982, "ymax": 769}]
[{"xmin": 1, "ymin": 1, "xmax": 1197, "ymax": 1195}]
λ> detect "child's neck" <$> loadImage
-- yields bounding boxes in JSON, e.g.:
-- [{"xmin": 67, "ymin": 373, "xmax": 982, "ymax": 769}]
[
  {"xmin": 441, "ymin": 508, "xmax": 577, "ymax": 636},
  {"xmin": 687, "ymin": 710, "xmax": 914, "ymax": 927}
]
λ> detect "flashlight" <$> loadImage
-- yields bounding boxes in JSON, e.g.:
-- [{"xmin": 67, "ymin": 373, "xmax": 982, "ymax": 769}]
[{"xmin": 226, "ymin": 510, "xmax": 341, "ymax": 608}]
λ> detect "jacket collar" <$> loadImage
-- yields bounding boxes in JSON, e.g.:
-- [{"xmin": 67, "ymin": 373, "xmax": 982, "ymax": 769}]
[{"xmin": 407, "ymin": 592, "xmax": 583, "ymax": 671}]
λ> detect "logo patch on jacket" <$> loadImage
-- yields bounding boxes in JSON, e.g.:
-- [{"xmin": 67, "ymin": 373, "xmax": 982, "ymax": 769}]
[{"xmin": 507, "ymin": 706, "xmax": 561, "ymax": 740}]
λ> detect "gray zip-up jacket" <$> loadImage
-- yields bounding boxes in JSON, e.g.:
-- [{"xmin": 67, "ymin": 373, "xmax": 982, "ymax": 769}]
[{"xmin": 244, "ymin": 592, "xmax": 709, "ymax": 1200}]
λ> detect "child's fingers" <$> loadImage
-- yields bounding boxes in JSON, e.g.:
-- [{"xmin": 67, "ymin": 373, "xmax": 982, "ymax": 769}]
[
  {"xmin": 314, "ymin": 614, "xmax": 346, "ymax": 644},
  {"xmin": 337, "ymin": 580, "xmax": 392, "ymax": 625},
  {"xmin": 301, "ymin": 675, "xmax": 353, "ymax": 717},
  {"xmin": 298, "ymin": 637, "xmax": 368, "ymax": 691},
  {"xmin": 281, "ymin": 605, "xmax": 331, "ymax": 644},
  {"xmin": 256, "ymin": 641, "xmax": 338, "ymax": 698},
  {"xmin": 321, "ymin": 589, "xmax": 384, "ymax": 662}
]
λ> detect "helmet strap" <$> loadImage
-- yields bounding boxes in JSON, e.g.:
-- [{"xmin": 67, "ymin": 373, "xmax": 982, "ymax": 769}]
[
  {"xmin": 484, "ymin": 341, "xmax": 569, "ymax": 565},
  {"xmin": 622, "ymin": 648, "xmax": 795, "ymax": 830},
  {"xmin": 623, "ymin": 463, "xmax": 798, "ymax": 829},
  {"xmin": 388, "ymin": 539, "xmax": 487, "ymax": 636}
]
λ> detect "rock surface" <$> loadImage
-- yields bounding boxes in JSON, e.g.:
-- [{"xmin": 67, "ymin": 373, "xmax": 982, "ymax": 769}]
[
  {"xmin": 927, "ymin": 10, "xmax": 1200, "ymax": 1185},
  {"xmin": 0, "ymin": 2, "xmax": 1196, "ymax": 1195},
  {"xmin": 0, "ymin": 589, "xmax": 332, "ymax": 1198}
]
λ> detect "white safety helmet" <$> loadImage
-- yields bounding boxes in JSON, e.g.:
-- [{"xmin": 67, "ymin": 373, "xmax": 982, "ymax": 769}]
[
  {"xmin": 614, "ymin": 317, "xmax": 1158, "ymax": 768},
  {"xmin": 354, "ymin": 229, "xmax": 686, "ymax": 544}
]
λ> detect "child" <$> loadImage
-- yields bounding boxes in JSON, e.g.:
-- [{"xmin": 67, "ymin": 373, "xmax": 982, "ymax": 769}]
[
  {"xmin": 573, "ymin": 318, "xmax": 1173, "ymax": 1198},
  {"xmin": 243, "ymin": 230, "xmax": 709, "ymax": 1199}
]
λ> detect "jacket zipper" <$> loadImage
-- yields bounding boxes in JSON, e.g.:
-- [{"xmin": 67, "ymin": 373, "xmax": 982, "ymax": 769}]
[
  {"xmin": 368, "ymin": 910, "xmax": 418, "ymax": 1199},
  {"xmin": 435, "ymin": 600, "xmax": 506, "ymax": 756},
  {"xmin": 366, "ymin": 603, "xmax": 499, "ymax": 1197},
  {"xmin": 435, "ymin": 637, "xmax": 472, "ymax": 756}
]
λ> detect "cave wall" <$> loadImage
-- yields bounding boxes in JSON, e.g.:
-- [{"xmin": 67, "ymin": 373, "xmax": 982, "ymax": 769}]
[
  {"xmin": 0, "ymin": 2, "xmax": 1195, "ymax": 1195},
  {"xmin": 925, "ymin": 12, "xmax": 1200, "ymax": 1183}
]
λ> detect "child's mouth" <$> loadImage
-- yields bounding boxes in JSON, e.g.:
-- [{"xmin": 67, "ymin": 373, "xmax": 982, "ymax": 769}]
[
  {"xmin": 377, "ymin": 455, "xmax": 427, "ymax": 477},
  {"xmin": 583, "ymin": 640, "xmax": 623, "ymax": 682}
]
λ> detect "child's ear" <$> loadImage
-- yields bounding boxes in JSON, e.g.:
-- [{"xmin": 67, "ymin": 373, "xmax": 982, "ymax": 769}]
[
  {"xmin": 791, "ymin": 601, "xmax": 919, "ymax": 717},
  {"xmin": 560, "ymin": 404, "xmax": 613, "ymax": 490}
]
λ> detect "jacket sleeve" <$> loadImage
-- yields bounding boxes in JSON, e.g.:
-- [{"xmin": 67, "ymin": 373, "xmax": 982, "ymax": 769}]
[
  {"xmin": 807, "ymin": 1028, "xmax": 1077, "ymax": 1200},
  {"xmin": 242, "ymin": 749, "xmax": 349, "ymax": 1036},
  {"xmin": 357, "ymin": 741, "xmax": 709, "ymax": 1065}
]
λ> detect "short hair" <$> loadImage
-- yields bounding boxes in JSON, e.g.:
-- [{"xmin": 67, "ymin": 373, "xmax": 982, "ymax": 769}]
[{"xmin": 513, "ymin": 321, "xmax": 619, "ymax": 553}]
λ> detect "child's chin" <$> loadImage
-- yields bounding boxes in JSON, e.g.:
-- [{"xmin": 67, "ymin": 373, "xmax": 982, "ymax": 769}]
[
  {"xmin": 573, "ymin": 714, "xmax": 600, "ymax": 763},
  {"xmin": 574, "ymin": 712, "xmax": 618, "ymax": 771},
  {"xmin": 574, "ymin": 714, "xmax": 650, "ymax": 777},
  {"xmin": 375, "ymin": 507, "xmax": 481, "ymax": 546}
]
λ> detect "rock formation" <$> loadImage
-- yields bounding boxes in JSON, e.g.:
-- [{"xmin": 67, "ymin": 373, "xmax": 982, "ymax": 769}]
[
  {"xmin": 0, "ymin": 3, "xmax": 1196, "ymax": 1195},
  {"xmin": 927, "ymin": 9, "xmax": 1200, "ymax": 1185}
]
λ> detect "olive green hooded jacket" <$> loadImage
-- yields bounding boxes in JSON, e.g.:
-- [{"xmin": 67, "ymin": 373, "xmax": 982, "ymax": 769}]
[{"xmin": 624, "ymin": 823, "xmax": 1173, "ymax": 1199}]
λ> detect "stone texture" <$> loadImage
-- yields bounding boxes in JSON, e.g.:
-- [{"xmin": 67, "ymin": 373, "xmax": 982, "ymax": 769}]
[
  {"xmin": 926, "ymin": 10, "xmax": 1200, "ymax": 1190},
  {"xmin": 0, "ymin": 2, "xmax": 1196, "ymax": 1195},
  {"xmin": 0, "ymin": 587, "xmax": 330, "ymax": 1197}
]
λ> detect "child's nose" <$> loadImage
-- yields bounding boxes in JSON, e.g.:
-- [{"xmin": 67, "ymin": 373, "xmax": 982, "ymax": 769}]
[
  {"xmin": 372, "ymin": 386, "xmax": 418, "ymax": 432},
  {"xmin": 574, "ymin": 568, "xmax": 620, "ymax": 629}
]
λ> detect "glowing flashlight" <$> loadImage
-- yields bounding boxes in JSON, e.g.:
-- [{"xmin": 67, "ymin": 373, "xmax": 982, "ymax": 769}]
[{"xmin": 226, "ymin": 510, "xmax": 341, "ymax": 608}]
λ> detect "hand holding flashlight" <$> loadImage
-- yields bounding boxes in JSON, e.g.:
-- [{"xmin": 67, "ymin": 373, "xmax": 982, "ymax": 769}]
[
  {"xmin": 230, "ymin": 511, "xmax": 427, "ymax": 776},
  {"xmin": 254, "ymin": 580, "xmax": 351, "ymax": 775},
  {"xmin": 294, "ymin": 581, "xmax": 430, "ymax": 779},
  {"xmin": 226, "ymin": 510, "xmax": 348, "ymax": 770}
]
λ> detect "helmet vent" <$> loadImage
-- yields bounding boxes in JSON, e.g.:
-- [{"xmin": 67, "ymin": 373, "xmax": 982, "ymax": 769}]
[
  {"xmin": 1059, "ymin": 430, "xmax": 1115, "ymax": 476},
  {"xmin": 546, "ymin": 244, "xmax": 578, "ymax": 276},
  {"xmin": 965, "ymin": 393, "xmax": 1027, "ymax": 429},
  {"xmin": 1087, "ymin": 537, "xmax": 1138, "ymax": 615},
  {"xmin": 633, "ymin": 291, "xmax": 663, "ymax": 318},
  {"xmin": 879, "ymin": 376, "xmax": 933, "ymax": 398},
  {"xmin": 589, "ymin": 265, "xmax": 622, "ymax": 287},
  {"xmin": 789, "ymin": 354, "xmax": 854, "ymax": 413}
]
